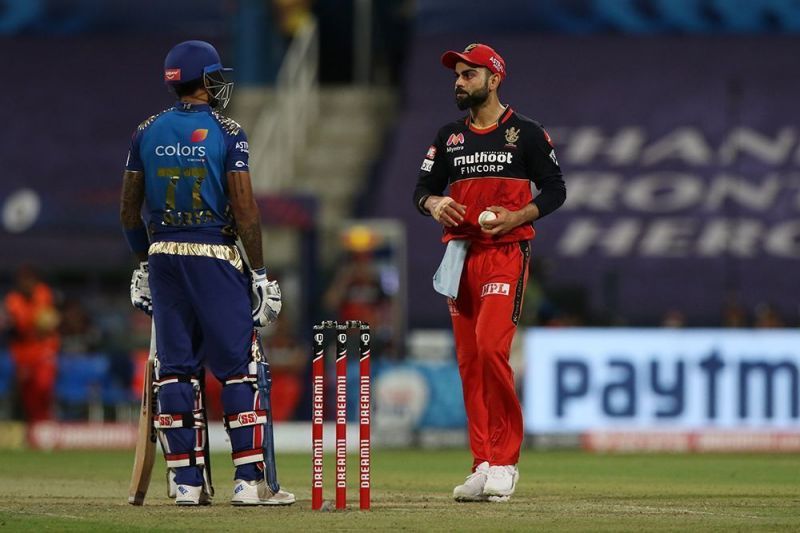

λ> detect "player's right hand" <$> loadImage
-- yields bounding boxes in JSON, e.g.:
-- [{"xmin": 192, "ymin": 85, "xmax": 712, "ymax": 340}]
[
  {"xmin": 130, "ymin": 261, "xmax": 153, "ymax": 316},
  {"xmin": 251, "ymin": 267, "xmax": 282, "ymax": 327},
  {"xmin": 425, "ymin": 195, "xmax": 466, "ymax": 227}
]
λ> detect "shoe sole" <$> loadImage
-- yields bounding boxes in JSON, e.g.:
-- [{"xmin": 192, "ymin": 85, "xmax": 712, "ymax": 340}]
[
  {"xmin": 454, "ymin": 495, "xmax": 489, "ymax": 502},
  {"xmin": 262, "ymin": 499, "xmax": 296, "ymax": 506},
  {"xmin": 487, "ymin": 495, "xmax": 511, "ymax": 503},
  {"xmin": 231, "ymin": 499, "xmax": 296, "ymax": 506}
]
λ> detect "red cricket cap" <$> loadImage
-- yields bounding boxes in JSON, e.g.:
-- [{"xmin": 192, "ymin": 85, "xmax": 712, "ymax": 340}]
[{"xmin": 441, "ymin": 43, "xmax": 506, "ymax": 80}]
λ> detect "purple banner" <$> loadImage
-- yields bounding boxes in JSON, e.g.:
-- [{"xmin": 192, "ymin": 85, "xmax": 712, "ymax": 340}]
[
  {"xmin": 372, "ymin": 36, "xmax": 800, "ymax": 327},
  {"xmin": 0, "ymin": 36, "xmax": 220, "ymax": 269}
]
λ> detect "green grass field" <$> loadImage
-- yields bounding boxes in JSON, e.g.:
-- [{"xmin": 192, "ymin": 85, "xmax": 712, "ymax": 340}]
[{"xmin": 0, "ymin": 449, "xmax": 798, "ymax": 531}]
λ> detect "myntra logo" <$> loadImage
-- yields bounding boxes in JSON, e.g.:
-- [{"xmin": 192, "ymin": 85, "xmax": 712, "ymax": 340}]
[
  {"xmin": 191, "ymin": 129, "xmax": 208, "ymax": 142},
  {"xmin": 446, "ymin": 133, "xmax": 465, "ymax": 146}
]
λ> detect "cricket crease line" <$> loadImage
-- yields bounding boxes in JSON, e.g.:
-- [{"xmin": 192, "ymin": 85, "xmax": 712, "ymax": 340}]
[
  {"xmin": 603, "ymin": 503, "xmax": 765, "ymax": 520},
  {"xmin": 0, "ymin": 508, "xmax": 86, "ymax": 520}
]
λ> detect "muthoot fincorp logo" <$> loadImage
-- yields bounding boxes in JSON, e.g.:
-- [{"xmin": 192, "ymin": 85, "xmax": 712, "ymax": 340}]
[
  {"xmin": 453, "ymin": 151, "xmax": 513, "ymax": 166},
  {"xmin": 454, "ymin": 151, "xmax": 513, "ymax": 174}
]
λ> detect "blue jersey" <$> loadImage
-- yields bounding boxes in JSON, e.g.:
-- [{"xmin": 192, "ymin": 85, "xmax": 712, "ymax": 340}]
[{"xmin": 125, "ymin": 102, "xmax": 249, "ymax": 244}]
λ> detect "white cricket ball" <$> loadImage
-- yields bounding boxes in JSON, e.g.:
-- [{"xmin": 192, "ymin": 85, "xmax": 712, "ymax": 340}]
[{"xmin": 478, "ymin": 210, "xmax": 497, "ymax": 228}]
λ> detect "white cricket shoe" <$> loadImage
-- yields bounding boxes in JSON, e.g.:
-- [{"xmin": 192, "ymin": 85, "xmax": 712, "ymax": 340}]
[
  {"xmin": 170, "ymin": 470, "xmax": 211, "ymax": 505},
  {"xmin": 262, "ymin": 488, "xmax": 297, "ymax": 506},
  {"xmin": 453, "ymin": 461, "xmax": 490, "ymax": 502},
  {"xmin": 483, "ymin": 465, "xmax": 519, "ymax": 502},
  {"xmin": 231, "ymin": 479, "xmax": 296, "ymax": 506},
  {"xmin": 175, "ymin": 484, "xmax": 211, "ymax": 506}
]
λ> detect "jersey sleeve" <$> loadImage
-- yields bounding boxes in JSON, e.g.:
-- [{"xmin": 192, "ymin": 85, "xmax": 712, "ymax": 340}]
[
  {"xmin": 124, "ymin": 128, "xmax": 144, "ymax": 172},
  {"xmin": 524, "ymin": 124, "xmax": 566, "ymax": 219},
  {"xmin": 225, "ymin": 129, "xmax": 250, "ymax": 172},
  {"xmin": 412, "ymin": 129, "xmax": 449, "ymax": 215}
]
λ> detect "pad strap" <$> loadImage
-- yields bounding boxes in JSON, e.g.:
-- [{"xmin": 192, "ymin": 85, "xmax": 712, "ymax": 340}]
[
  {"xmin": 223, "ymin": 409, "xmax": 267, "ymax": 430},
  {"xmin": 222, "ymin": 361, "xmax": 259, "ymax": 387},
  {"xmin": 154, "ymin": 374, "xmax": 200, "ymax": 388},
  {"xmin": 223, "ymin": 373, "xmax": 258, "ymax": 386},
  {"xmin": 165, "ymin": 450, "xmax": 206, "ymax": 468},
  {"xmin": 232, "ymin": 448, "xmax": 264, "ymax": 466},
  {"xmin": 154, "ymin": 410, "xmax": 205, "ymax": 429}
]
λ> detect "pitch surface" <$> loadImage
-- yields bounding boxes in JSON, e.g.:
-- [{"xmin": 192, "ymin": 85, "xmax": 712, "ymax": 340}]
[{"xmin": 0, "ymin": 449, "xmax": 798, "ymax": 531}]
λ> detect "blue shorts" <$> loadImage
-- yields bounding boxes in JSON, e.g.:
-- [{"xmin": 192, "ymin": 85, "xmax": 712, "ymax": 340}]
[{"xmin": 148, "ymin": 245, "xmax": 252, "ymax": 380}]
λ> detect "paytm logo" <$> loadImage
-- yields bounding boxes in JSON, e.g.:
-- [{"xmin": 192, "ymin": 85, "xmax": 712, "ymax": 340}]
[
  {"xmin": 554, "ymin": 351, "xmax": 798, "ymax": 419},
  {"xmin": 524, "ymin": 329, "xmax": 800, "ymax": 432}
]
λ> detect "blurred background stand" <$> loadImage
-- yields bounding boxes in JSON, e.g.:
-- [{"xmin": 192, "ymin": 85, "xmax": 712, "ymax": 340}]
[{"xmin": 0, "ymin": 0, "xmax": 799, "ymax": 454}]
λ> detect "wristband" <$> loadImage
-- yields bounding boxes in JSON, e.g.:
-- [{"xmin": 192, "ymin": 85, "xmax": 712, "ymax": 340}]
[
  {"xmin": 418, "ymin": 195, "xmax": 431, "ymax": 216},
  {"xmin": 123, "ymin": 226, "xmax": 150, "ymax": 254}
]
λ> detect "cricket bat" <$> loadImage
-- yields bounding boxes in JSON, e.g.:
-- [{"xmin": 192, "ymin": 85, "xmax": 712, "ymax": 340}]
[{"xmin": 128, "ymin": 322, "xmax": 158, "ymax": 505}]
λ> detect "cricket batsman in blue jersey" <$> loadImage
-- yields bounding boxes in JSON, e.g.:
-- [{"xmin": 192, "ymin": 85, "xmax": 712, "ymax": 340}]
[{"xmin": 120, "ymin": 40, "xmax": 294, "ymax": 506}]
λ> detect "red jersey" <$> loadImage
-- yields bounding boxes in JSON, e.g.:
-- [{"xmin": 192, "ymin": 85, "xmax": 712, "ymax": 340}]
[
  {"xmin": 413, "ymin": 107, "xmax": 565, "ymax": 244},
  {"xmin": 4, "ymin": 283, "xmax": 60, "ymax": 365}
]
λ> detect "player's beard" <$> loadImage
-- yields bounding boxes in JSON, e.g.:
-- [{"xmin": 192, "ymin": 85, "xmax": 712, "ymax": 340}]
[{"xmin": 455, "ymin": 81, "xmax": 489, "ymax": 111}]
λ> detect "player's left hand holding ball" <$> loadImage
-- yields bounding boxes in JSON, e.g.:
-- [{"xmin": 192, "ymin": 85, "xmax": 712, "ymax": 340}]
[
  {"xmin": 480, "ymin": 206, "xmax": 521, "ymax": 236},
  {"xmin": 130, "ymin": 261, "xmax": 153, "ymax": 315},
  {"xmin": 251, "ymin": 267, "xmax": 282, "ymax": 326}
]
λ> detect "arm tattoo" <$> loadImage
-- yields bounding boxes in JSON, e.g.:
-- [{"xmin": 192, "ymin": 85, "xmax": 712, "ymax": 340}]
[
  {"xmin": 227, "ymin": 171, "xmax": 265, "ymax": 270},
  {"xmin": 120, "ymin": 170, "xmax": 145, "ymax": 229},
  {"xmin": 238, "ymin": 218, "xmax": 265, "ymax": 270}
]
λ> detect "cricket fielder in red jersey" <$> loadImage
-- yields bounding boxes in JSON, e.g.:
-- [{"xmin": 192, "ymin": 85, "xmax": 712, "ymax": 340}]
[{"xmin": 413, "ymin": 43, "xmax": 566, "ymax": 502}]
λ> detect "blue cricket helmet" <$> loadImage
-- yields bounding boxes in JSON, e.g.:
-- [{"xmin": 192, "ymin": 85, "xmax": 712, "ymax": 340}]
[{"xmin": 164, "ymin": 40, "xmax": 234, "ymax": 109}]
